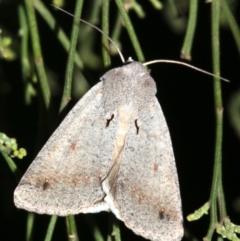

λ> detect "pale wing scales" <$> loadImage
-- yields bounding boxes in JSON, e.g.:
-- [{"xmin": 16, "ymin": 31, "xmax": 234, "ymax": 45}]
[
  {"xmin": 106, "ymin": 98, "xmax": 183, "ymax": 241},
  {"xmin": 14, "ymin": 82, "xmax": 118, "ymax": 216}
]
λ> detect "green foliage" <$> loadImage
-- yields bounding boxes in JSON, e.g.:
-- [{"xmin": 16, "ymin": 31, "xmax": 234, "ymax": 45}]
[
  {"xmin": 0, "ymin": 132, "xmax": 27, "ymax": 159},
  {"xmin": 187, "ymin": 202, "xmax": 210, "ymax": 221}
]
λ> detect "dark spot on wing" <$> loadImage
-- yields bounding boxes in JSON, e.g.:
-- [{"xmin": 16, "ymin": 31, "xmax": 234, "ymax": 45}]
[
  {"xmin": 153, "ymin": 163, "xmax": 158, "ymax": 172},
  {"xmin": 159, "ymin": 208, "xmax": 165, "ymax": 220},
  {"xmin": 135, "ymin": 119, "xmax": 139, "ymax": 135},
  {"xmin": 144, "ymin": 78, "xmax": 152, "ymax": 87},
  {"xmin": 131, "ymin": 187, "xmax": 136, "ymax": 193},
  {"xmin": 159, "ymin": 208, "xmax": 172, "ymax": 221},
  {"xmin": 72, "ymin": 178, "xmax": 79, "ymax": 185},
  {"xmin": 138, "ymin": 195, "xmax": 144, "ymax": 202},
  {"xmin": 71, "ymin": 143, "xmax": 77, "ymax": 151},
  {"xmin": 43, "ymin": 179, "xmax": 50, "ymax": 190},
  {"xmin": 106, "ymin": 114, "xmax": 114, "ymax": 127}
]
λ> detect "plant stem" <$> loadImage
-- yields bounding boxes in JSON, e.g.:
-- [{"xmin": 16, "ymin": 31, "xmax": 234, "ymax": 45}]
[
  {"xmin": 221, "ymin": 0, "xmax": 240, "ymax": 54},
  {"xmin": 24, "ymin": 0, "xmax": 50, "ymax": 109},
  {"xmin": 111, "ymin": 12, "xmax": 122, "ymax": 46},
  {"xmin": 85, "ymin": 215, "xmax": 105, "ymax": 241},
  {"xmin": 112, "ymin": 217, "xmax": 121, "ymax": 241},
  {"xmin": 205, "ymin": 0, "xmax": 224, "ymax": 240},
  {"xmin": 26, "ymin": 212, "xmax": 35, "ymax": 241},
  {"xmin": 107, "ymin": 214, "xmax": 121, "ymax": 241},
  {"xmin": 115, "ymin": 0, "xmax": 145, "ymax": 62},
  {"xmin": 1, "ymin": 152, "xmax": 21, "ymax": 181},
  {"xmin": 66, "ymin": 215, "xmax": 79, "ymax": 241},
  {"xmin": 181, "ymin": 0, "xmax": 198, "ymax": 60},
  {"xmin": 59, "ymin": 0, "xmax": 84, "ymax": 112},
  {"xmin": 44, "ymin": 215, "xmax": 58, "ymax": 241},
  {"xmin": 34, "ymin": 0, "xmax": 84, "ymax": 69},
  {"xmin": 102, "ymin": 0, "xmax": 111, "ymax": 67}
]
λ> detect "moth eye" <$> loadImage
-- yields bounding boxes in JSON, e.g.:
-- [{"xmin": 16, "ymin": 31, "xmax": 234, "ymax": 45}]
[
  {"xmin": 106, "ymin": 114, "xmax": 114, "ymax": 127},
  {"xmin": 135, "ymin": 119, "xmax": 139, "ymax": 135}
]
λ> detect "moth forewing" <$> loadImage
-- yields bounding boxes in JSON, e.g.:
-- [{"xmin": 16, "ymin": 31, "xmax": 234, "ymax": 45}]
[
  {"xmin": 14, "ymin": 83, "xmax": 113, "ymax": 215},
  {"xmin": 102, "ymin": 62, "xmax": 183, "ymax": 241}
]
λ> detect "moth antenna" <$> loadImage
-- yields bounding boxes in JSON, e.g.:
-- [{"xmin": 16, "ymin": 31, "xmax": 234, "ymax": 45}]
[
  {"xmin": 52, "ymin": 5, "xmax": 125, "ymax": 63},
  {"xmin": 144, "ymin": 60, "xmax": 230, "ymax": 82}
]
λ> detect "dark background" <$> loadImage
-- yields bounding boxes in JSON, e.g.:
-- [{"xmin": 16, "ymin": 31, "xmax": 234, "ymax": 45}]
[{"xmin": 1, "ymin": 0, "xmax": 240, "ymax": 240}]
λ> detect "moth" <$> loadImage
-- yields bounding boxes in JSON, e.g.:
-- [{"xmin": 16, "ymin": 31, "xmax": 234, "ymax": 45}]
[{"xmin": 14, "ymin": 58, "xmax": 183, "ymax": 241}]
